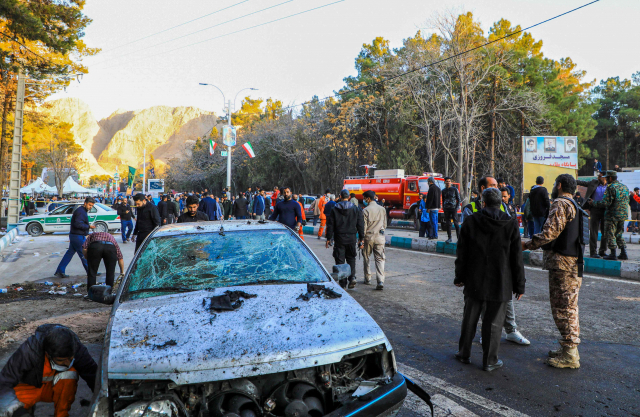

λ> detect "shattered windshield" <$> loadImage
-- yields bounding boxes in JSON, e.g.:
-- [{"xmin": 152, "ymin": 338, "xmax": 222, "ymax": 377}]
[{"xmin": 123, "ymin": 229, "xmax": 329, "ymax": 301}]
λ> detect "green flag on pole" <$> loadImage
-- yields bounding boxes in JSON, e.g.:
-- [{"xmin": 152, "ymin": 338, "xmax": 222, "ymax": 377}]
[{"xmin": 128, "ymin": 166, "xmax": 137, "ymax": 187}]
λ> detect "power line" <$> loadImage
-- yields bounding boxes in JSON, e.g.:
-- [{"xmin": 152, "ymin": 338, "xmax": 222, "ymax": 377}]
[
  {"xmin": 98, "ymin": 0, "xmax": 251, "ymax": 54},
  {"xmin": 92, "ymin": 0, "xmax": 345, "ymax": 72},
  {"xmin": 90, "ymin": 0, "xmax": 295, "ymax": 68},
  {"xmin": 278, "ymin": 0, "xmax": 601, "ymax": 112}
]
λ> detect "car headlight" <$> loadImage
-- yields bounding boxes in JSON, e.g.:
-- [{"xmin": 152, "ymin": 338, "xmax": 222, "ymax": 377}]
[{"xmin": 114, "ymin": 399, "xmax": 178, "ymax": 417}]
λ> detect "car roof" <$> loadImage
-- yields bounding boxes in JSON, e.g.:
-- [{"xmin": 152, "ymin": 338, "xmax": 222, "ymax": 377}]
[{"xmin": 152, "ymin": 220, "xmax": 290, "ymax": 238}]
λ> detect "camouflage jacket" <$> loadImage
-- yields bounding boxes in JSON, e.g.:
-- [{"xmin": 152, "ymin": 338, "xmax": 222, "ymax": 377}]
[
  {"xmin": 525, "ymin": 198, "xmax": 577, "ymax": 272},
  {"xmin": 592, "ymin": 181, "xmax": 629, "ymax": 221}
]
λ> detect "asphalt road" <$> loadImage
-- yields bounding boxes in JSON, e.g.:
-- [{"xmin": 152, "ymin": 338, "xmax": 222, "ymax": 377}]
[{"xmin": 2, "ymin": 231, "xmax": 640, "ymax": 416}]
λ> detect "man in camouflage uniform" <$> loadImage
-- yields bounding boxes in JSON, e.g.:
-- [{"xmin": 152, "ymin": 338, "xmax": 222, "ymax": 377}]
[
  {"xmin": 524, "ymin": 174, "xmax": 582, "ymax": 369},
  {"xmin": 589, "ymin": 170, "xmax": 629, "ymax": 260}
]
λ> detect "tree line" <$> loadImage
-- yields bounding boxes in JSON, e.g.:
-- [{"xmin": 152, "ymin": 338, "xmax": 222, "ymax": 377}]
[{"xmin": 167, "ymin": 11, "xmax": 638, "ymax": 202}]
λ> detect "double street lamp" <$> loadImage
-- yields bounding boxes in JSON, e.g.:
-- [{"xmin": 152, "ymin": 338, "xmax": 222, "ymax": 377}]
[{"xmin": 199, "ymin": 83, "xmax": 258, "ymax": 198}]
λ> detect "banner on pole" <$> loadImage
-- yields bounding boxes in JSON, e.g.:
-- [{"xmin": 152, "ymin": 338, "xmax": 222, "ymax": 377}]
[
  {"xmin": 222, "ymin": 126, "xmax": 237, "ymax": 147},
  {"xmin": 522, "ymin": 136, "xmax": 578, "ymax": 169}
]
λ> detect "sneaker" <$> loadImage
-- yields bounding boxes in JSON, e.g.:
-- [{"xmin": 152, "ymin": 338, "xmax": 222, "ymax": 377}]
[
  {"xmin": 348, "ymin": 280, "xmax": 356, "ymax": 289},
  {"xmin": 54, "ymin": 272, "xmax": 69, "ymax": 279},
  {"xmin": 506, "ymin": 330, "xmax": 530, "ymax": 345},
  {"xmin": 375, "ymin": 284, "xmax": 384, "ymax": 291},
  {"xmin": 483, "ymin": 359, "xmax": 503, "ymax": 372}
]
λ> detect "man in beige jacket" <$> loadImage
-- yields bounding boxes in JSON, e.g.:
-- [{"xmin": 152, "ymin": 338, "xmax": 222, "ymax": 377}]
[{"xmin": 362, "ymin": 190, "xmax": 387, "ymax": 290}]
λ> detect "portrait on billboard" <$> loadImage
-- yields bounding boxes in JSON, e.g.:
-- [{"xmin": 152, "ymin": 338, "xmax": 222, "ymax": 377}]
[
  {"xmin": 565, "ymin": 138, "xmax": 577, "ymax": 153},
  {"xmin": 544, "ymin": 137, "xmax": 556, "ymax": 153},
  {"xmin": 525, "ymin": 138, "xmax": 536, "ymax": 153}
]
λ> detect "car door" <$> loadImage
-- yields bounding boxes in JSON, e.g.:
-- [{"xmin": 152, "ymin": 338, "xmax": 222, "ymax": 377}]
[{"xmin": 44, "ymin": 204, "xmax": 76, "ymax": 232}]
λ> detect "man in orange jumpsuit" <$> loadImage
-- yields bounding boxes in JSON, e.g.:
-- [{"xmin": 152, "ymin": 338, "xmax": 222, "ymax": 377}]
[
  {"xmin": 317, "ymin": 189, "xmax": 330, "ymax": 239},
  {"xmin": 0, "ymin": 325, "xmax": 97, "ymax": 417},
  {"xmin": 294, "ymin": 194, "xmax": 307, "ymax": 240}
]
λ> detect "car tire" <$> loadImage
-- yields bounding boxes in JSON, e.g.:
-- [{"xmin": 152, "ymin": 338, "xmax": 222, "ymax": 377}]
[
  {"xmin": 93, "ymin": 221, "xmax": 109, "ymax": 233},
  {"xmin": 26, "ymin": 222, "xmax": 44, "ymax": 237}
]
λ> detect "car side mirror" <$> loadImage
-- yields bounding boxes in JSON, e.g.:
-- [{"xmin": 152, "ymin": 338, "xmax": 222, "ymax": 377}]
[
  {"xmin": 331, "ymin": 264, "xmax": 351, "ymax": 281},
  {"xmin": 88, "ymin": 285, "xmax": 115, "ymax": 304}
]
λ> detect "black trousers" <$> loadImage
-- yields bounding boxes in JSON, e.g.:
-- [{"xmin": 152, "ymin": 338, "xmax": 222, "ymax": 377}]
[
  {"xmin": 333, "ymin": 241, "xmax": 357, "ymax": 282},
  {"xmin": 458, "ymin": 295, "xmax": 507, "ymax": 366},
  {"xmin": 589, "ymin": 207, "xmax": 607, "ymax": 255},
  {"xmin": 419, "ymin": 219, "xmax": 429, "ymax": 238},
  {"xmin": 87, "ymin": 243, "xmax": 117, "ymax": 288},
  {"xmin": 443, "ymin": 209, "xmax": 460, "ymax": 239},
  {"xmin": 134, "ymin": 231, "xmax": 151, "ymax": 254}
]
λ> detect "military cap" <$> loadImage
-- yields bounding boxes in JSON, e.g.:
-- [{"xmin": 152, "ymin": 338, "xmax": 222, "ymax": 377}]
[{"xmin": 605, "ymin": 170, "xmax": 618, "ymax": 177}]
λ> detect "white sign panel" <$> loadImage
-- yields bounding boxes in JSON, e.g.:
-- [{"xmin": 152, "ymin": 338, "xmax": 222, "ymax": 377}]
[{"xmin": 523, "ymin": 136, "xmax": 578, "ymax": 169}]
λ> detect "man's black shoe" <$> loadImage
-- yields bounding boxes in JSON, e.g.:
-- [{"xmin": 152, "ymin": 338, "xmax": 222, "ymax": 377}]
[
  {"xmin": 348, "ymin": 280, "xmax": 356, "ymax": 289},
  {"xmin": 455, "ymin": 353, "xmax": 470, "ymax": 364},
  {"xmin": 618, "ymin": 248, "xmax": 628, "ymax": 260},
  {"xmin": 483, "ymin": 359, "xmax": 503, "ymax": 372},
  {"xmin": 375, "ymin": 284, "xmax": 384, "ymax": 291},
  {"xmin": 339, "ymin": 279, "xmax": 348, "ymax": 289},
  {"xmin": 445, "ymin": 239, "xmax": 452, "ymax": 244},
  {"xmin": 54, "ymin": 272, "xmax": 69, "ymax": 279},
  {"xmin": 604, "ymin": 250, "xmax": 617, "ymax": 260},
  {"xmin": 590, "ymin": 253, "xmax": 601, "ymax": 258}
]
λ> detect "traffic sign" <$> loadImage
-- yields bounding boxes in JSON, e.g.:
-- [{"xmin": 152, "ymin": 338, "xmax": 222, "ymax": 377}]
[{"xmin": 221, "ymin": 151, "xmax": 228, "ymax": 157}]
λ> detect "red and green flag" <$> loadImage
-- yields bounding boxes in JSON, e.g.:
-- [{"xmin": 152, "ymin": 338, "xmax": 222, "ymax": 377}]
[
  {"xmin": 209, "ymin": 138, "xmax": 217, "ymax": 155},
  {"xmin": 242, "ymin": 141, "xmax": 256, "ymax": 158}
]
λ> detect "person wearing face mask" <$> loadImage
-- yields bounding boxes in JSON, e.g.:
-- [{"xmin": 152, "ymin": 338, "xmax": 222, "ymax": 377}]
[{"xmin": 0, "ymin": 325, "xmax": 97, "ymax": 417}]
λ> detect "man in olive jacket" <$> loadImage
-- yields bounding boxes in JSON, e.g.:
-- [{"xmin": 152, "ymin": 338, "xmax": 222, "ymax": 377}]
[{"xmin": 454, "ymin": 188, "xmax": 526, "ymax": 372}]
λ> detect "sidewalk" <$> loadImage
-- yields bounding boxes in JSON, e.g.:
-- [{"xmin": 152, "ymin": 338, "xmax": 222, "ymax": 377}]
[{"xmin": 301, "ymin": 224, "xmax": 640, "ymax": 281}]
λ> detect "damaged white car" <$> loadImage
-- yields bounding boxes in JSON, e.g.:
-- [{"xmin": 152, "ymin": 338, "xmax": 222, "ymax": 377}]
[{"xmin": 89, "ymin": 221, "xmax": 429, "ymax": 417}]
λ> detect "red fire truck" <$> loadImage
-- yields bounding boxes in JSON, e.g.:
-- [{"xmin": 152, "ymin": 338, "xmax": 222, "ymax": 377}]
[{"xmin": 343, "ymin": 169, "xmax": 461, "ymax": 229}]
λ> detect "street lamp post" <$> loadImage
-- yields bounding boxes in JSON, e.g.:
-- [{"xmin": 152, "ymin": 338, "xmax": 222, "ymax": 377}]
[{"xmin": 199, "ymin": 83, "xmax": 257, "ymax": 198}]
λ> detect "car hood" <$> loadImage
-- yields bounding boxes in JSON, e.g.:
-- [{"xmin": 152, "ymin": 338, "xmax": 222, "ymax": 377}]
[{"xmin": 107, "ymin": 283, "xmax": 389, "ymax": 385}]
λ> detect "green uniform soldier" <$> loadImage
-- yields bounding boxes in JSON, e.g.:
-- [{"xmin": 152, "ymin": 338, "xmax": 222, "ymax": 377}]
[
  {"xmin": 589, "ymin": 170, "xmax": 629, "ymax": 260},
  {"xmin": 524, "ymin": 174, "xmax": 583, "ymax": 369}
]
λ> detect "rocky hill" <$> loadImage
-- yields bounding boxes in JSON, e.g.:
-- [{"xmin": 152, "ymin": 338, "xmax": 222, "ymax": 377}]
[{"xmin": 41, "ymin": 98, "xmax": 220, "ymax": 178}]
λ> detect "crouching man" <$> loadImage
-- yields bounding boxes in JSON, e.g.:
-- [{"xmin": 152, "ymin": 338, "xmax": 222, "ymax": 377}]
[{"xmin": 0, "ymin": 325, "xmax": 97, "ymax": 417}]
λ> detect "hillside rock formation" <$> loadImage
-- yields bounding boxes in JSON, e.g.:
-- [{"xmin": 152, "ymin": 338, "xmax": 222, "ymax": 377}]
[{"xmin": 41, "ymin": 99, "xmax": 220, "ymax": 178}]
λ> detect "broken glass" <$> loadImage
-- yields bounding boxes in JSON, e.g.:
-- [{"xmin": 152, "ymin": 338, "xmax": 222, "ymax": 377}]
[{"xmin": 123, "ymin": 230, "xmax": 328, "ymax": 301}]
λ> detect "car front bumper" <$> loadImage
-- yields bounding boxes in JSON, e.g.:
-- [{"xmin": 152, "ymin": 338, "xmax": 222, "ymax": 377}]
[{"xmin": 325, "ymin": 373, "xmax": 406, "ymax": 417}]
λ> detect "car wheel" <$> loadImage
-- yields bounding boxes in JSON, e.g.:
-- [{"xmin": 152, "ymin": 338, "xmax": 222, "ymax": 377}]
[
  {"xmin": 26, "ymin": 222, "xmax": 44, "ymax": 237},
  {"xmin": 94, "ymin": 222, "xmax": 108, "ymax": 233}
]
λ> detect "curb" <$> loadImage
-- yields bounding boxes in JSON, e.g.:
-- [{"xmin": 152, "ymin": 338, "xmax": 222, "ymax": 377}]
[
  {"xmin": 382, "ymin": 235, "xmax": 640, "ymax": 281},
  {"xmin": 0, "ymin": 228, "xmax": 18, "ymax": 253}
]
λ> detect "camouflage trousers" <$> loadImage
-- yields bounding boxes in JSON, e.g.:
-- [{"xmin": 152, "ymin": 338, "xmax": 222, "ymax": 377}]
[
  {"xmin": 549, "ymin": 269, "xmax": 582, "ymax": 347},
  {"xmin": 604, "ymin": 220, "xmax": 626, "ymax": 250}
]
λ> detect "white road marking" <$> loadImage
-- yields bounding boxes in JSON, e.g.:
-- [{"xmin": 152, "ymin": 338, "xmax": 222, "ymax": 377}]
[
  {"xmin": 385, "ymin": 246, "xmax": 640, "ymax": 285},
  {"xmin": 398, "ymin": 363, "xmax": 530, "ymax": 417}
]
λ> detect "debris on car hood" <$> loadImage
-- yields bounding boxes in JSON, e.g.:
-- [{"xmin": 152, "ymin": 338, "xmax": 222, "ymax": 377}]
[
  {"xmin": 108, "ymin": 283, "xmax": 389, "ymax": 385},
  {"xmin": 297, "ymin": 283, "xmax": 342, "ymax": 301},
  {"xmin": 206, "ymin": 290, "xmax": 257, "ymax": 311}
]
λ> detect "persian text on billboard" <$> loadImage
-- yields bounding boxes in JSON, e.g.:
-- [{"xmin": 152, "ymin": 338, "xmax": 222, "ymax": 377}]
[{"xmin": 522, "ymin": 136, "xmax": 577, "ymax": 169}]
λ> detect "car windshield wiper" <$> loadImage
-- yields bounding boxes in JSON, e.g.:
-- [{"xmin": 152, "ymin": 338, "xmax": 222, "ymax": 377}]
[
  {"xmin": 242, "ymin": 279, "xmax": 308, "ymax": 285},
  {"xmin": 127, "ymin": 287, "xmax": 195, "ymax": 294}
]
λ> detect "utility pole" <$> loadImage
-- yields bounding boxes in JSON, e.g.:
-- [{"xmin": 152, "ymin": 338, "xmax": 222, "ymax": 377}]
[
  {"xmin": 143, "ymin": 148, "xmax": 146, "ymax": 195},
  {"xmin": 7, "ymin": 70, "xmax": 26, "ymax": 230},
  {"xmin": 226, "ymin": 99, "xmax": 232, "ymax": 199}
]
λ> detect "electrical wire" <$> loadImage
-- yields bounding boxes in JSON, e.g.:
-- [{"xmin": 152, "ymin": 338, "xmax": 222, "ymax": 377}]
[
  {"xmin": 98, "ymin": 0, "xmax": 251, "ymax": 54},
  {"xmin": 91, "ymin": 0, "xmax": 345, "ymax": 72},
  {"xmin": 277, "ymin": 0, "xmax": 601, "ymax": 112},
  {"xmin": 90, "ymin": 0, "xmax": 296, "ymax": 68}
]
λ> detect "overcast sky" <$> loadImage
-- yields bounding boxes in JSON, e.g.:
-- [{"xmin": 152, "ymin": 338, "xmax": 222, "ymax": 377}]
[{"xmin": 48, "ymin": 0, "xmax": 638, "ymax": 120}]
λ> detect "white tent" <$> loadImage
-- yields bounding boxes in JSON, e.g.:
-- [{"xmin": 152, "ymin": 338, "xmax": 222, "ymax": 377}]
[
  {"xmin": 20, "ymin": 177, "xmax": 57, "ymax": 194},
  {"xmin": 62, "ymin": 176, "xmax": 97, "ymax": 194}
]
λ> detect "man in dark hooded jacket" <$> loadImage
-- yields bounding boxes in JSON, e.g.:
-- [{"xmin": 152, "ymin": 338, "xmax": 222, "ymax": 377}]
[
  {"xmin": 326, "ymin": 190, "xmax": 365, "ymax": 289},
  {"xmin": 454, "ymin": 188, "xmax": 525, "ymax": 372},
  {"xmin": 0, "ymin": 324, "xmax": 97, "ymax": 417}
]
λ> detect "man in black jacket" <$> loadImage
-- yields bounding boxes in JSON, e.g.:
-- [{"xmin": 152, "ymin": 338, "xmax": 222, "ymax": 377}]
[
  {"xmin": 441, "ymin": 176, "xmax": 461, "ymax": 243},
  {"xmin": 233, "ymin": 193, "xmax": 250, "ymax": 219},
  {"xmin": 117, "ymin": 197, "xmax": 135, "ymax": 243},
  {"xmin": 132, "ymin": 193, "xmax": 161, "ymax": 253},
  {"xmin": 425, "ymin": 177, "xmax": 441, "ymax": 239},
  {"xmin": 177, "ymin": 196, "xmax": 209, "ymax": 223},
  {"xmin": 54, "ymin": 198, "xmax": 96, "ymax": 279},
  {"xmin": 326, "ymin": 190, "xmax": 365, "ymax": 289},
  {"xmin": 0, "ymin": 324, "xmax": 97, "ymax": 417},
  {"xmin": 529, "ymin": 176, "xmax": 550, "ymax": 234},
  {"xmin": 577, "ymin": 173, "xmax": 608, "ymax": 257},
  {"xmin": 454, "ymin": 188, "xmax": 525, "ymax": 371}
]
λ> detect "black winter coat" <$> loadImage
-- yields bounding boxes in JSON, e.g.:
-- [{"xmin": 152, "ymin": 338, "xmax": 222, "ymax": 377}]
[
  {"xmin": 0, "ymin": 324, "xmax": 97, "ymax": 403},
  {"xmin": 529, "ymin": 186, "xmax": 550, "ymax": 217},
  {"xmin": 133, "ymin": 201, "xmax": 161, "ymax": 235},
  {"xmin": 454, "ymin": 207, "xmax": 525, "ymax": 302},
  {"xmin": 425, "ymin": 183, "xmax": 441, "ymax": 210},
  {"xmin": 326, "ymin": 201, "xmax": 364, "ymax": 244},
  {"xmin": 233, "ymin": 197, "xmax": 249, "ymax": 217}
]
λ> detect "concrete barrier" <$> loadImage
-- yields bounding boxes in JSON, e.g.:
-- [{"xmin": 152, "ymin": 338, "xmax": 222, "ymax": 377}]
[
  {"xmin": 0, "ymin": 228, "xmax": 18, "ymax": 253},
  {"xmin": 383, "ymin": 234, "xmax": 640, "ymax": 281}
]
